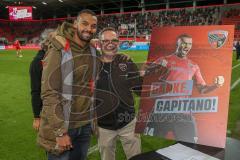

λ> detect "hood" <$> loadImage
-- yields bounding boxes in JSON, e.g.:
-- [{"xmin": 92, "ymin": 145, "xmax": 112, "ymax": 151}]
[
  {"xmin": 56, "ymin": 22, "xmax": 76, "ymax": 44},
  {"xmin": 50, "ymin": 22, "xmax": 89, "ymax": 52}
]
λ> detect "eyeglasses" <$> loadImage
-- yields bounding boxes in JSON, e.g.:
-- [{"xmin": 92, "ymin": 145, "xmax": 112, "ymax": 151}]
[{"xmin": 101, "ymin": 39, "xmax": 119, "ymax": 44}]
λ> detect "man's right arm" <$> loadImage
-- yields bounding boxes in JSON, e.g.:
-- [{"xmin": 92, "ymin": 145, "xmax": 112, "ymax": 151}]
[{"xmin": 29, "ymin": 53, "xmax": 43, "ymax": 131}]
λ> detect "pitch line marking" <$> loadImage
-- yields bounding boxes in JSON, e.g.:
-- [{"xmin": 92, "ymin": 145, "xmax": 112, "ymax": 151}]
[
  {"xmin": 88, "ymin": 144, "xmax": 99, "ymax": 155},
  {"xmin": 231, "ymin": 78, "xmax": 240, "ymax": 91},
  {"xmin": 232, "ymin": 63, "xmax": 240, "ymax": 70}
]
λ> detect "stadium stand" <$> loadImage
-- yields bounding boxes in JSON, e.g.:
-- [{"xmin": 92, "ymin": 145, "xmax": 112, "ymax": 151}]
[
  {"xmin": 221, "ymin": 7, "xmax": 240, "ymax": 41},
  {"xmin": 0, "ymin": 4, "xmax": 239, "ymax": 45}
]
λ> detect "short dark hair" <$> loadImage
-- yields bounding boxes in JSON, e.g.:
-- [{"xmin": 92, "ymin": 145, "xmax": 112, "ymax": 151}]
[
  {"xmin": 176, "ymin": 34, "xmax": 192, "ymax": 46},
  {"xmin": 98, "ymin": 27, "xmax": 118, "ymax": 40},
  {"xmin": 77, "ymin": 9, "xmax": 96, "ymax": 21},
  {"xmin": 177, "ymin": 34, "xmax": 192, "ymax": 41}
]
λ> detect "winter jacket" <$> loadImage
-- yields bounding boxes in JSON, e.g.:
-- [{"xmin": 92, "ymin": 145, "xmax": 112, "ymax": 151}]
[
  {"xmin": 37, "ymin": 22, "xmax": 101, "ymax": 154},
  {"xmin": 96, "ymin": 54, "xmax": 142, "ymax": 130}
]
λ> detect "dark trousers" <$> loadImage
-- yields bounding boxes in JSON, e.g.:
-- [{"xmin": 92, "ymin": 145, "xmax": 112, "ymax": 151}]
[{"xmin": 48, "ymin": 124, "xmax": 92, "ymax": 160}]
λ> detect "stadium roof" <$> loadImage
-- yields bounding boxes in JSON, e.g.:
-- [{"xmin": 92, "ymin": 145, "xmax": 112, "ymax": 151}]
[{"xmin": 0, "ymin": 0, "xmax": 239, "ymax": 19}]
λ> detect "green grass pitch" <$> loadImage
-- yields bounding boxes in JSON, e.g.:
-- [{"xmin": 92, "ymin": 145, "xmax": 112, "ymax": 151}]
[{"xmin": 0, "ymin": 49, "xmax": 239, "ymax": 160}]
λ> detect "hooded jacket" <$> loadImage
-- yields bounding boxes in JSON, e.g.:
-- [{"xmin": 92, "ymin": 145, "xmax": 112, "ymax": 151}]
[{"xmin": 37, "ymin": 22, "xmax": 100, "ymax": 154}]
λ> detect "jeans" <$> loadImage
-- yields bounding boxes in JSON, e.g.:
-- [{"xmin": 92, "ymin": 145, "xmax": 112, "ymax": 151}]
[{"xmin": 48, "ymin": 123, "xmax": 92, "ymax": 160}]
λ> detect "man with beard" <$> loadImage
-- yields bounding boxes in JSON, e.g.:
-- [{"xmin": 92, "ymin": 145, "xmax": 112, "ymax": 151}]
[
  {"xmin": 95, "ymin": 27, "xmax": 142, "ymax": 160},
  {"xmin": 144, "ymin": 34, "xmax": 224, "ymax": 143},
  {"xmin": 38, "ymin": 9, "xmax": 101, "ymax": 160}
]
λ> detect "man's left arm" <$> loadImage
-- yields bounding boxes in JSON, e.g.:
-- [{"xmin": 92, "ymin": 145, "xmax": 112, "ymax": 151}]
[
  {"xmin": 29, "ymin": 54, "xmax": 43, "ymax": 131},
  {"xmin": 126, "ymin": 59, "xmax": 143, "ymax": 96},
  {"xmin": 196, "ymin": 76, "xmax": 225, "ymax": 94},
  {"xmin": 194, "ymin": 65, "xmax": 224, "ymax": 94}
]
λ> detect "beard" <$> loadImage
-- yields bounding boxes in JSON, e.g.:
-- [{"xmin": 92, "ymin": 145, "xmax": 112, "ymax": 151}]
[
  {"xmin": 102, "ymin": 44, "xmax": 118, "ymax": 55},
  {"xmin": 178, "ymin": 51, "xmax": 188, "ymax": 58},
  {"xmin": 176, "ymin": 46, "xmax": 190, "ymax": 58},
  {"xmin": 77, "ymin": 29, "xmax": 93, "ymax": 42}
]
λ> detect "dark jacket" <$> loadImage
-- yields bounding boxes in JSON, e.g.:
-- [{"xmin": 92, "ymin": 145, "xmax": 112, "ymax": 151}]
[
  {"xmin": 29, "ymin": 49, "xmax": 45, "ymax": 118},
  {"xmin": 236, "ymin": 42, "xmax": 240, "ymax": 53},
  {"xmin": 37, "ymin": 22, "xmax": 101, "ymax": 155},
  {"xmin": 96, "ymin": 54, "xmax": 142, "ymax": 130}
]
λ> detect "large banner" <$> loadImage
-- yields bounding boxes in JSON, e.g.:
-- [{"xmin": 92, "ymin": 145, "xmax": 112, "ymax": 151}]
[
  {"xmin": 8, "ymin": 6, "xmax": 32, "ymax": 20},
  {"xmin": 135, "ymin": 25, "xmax": 234, "ymax": 148}
]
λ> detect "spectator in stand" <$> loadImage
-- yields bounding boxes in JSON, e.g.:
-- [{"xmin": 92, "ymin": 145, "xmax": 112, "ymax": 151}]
[
  {"xmin": 224, "ymin": 8, "xmax": 240, "ymax": 18},
  {"xmin": 1, "ymin": 6, "xmax": 223, "ymax": 42}
]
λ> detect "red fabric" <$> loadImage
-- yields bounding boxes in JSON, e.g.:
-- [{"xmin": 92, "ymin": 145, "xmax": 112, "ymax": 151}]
[
  {"xmin": 14, "ymin": 40, "xmax": 21, "ymax": 49},
  {"xmin": 64, "ymin": 39, "xmax": 70, "ymax": 51},
  {"xmin": 89, "ymin": 79, "xmax": 94, "ymax": 93}
]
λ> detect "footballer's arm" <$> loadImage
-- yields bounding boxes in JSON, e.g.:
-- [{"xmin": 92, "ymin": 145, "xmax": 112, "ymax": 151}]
[{"xmin": 196, "ymin": 76, "xmax": 225, "ymax": 94}]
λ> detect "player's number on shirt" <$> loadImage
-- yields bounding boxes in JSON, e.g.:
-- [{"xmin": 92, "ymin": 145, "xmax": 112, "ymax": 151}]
[{"xmin": 144, "ymin": 127, "xmax": 154, "ymax": 136}]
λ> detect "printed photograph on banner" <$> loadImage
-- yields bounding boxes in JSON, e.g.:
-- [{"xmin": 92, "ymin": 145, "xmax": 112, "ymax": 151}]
[{"xmin": 135, "ymin": 25, "xmax": 235, "ymax": 148}]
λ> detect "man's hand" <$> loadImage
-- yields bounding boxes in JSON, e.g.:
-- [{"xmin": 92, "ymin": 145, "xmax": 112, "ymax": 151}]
[
  {"xmin": 144, "ymin": 59, "xmax": 169, "ymax": 78},
  {"xmin": 139, "ymin": 62, "xmax": 148, "ymax": 77},
  {"xmin": 91, "ymin": 119, "xmax": 99, "ymax": 138},
  {"xmin": 56, "ymin": 134, "xmax": 73, "ymax": 152},
  {"xmin": 118, "ymin": 53, "xmax": 131, "ymax": 62},
  {"xmin": 90, "ymin": 38, "xmax": 99, "ymax": 48},
  {"xmin": 214, "ymin": 76, "xmax": 225, "ymax": 87},
  {"xmin": 154, "ymin": 58, "xmax": 168, "ymax": 67},
  {"xmin": 33, "ymin": 118, "xmax": 41, "ymax": 131}
]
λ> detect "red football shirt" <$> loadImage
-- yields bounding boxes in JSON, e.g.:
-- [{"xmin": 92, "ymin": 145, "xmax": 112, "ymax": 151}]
[{"xmin": 158, "ymin": 54, "xmax": 206, "ymax": 85}]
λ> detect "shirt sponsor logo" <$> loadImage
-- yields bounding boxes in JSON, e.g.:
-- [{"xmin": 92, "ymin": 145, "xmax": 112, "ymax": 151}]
[{"xmin": 119, "ymin": 63, "xmax": 127, "ymax": 71}]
